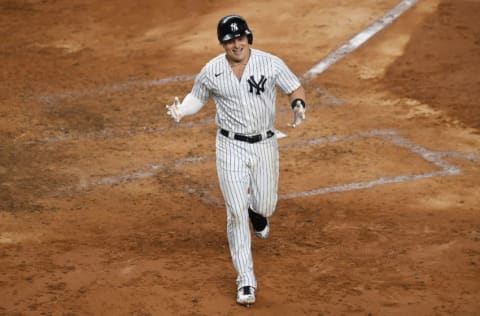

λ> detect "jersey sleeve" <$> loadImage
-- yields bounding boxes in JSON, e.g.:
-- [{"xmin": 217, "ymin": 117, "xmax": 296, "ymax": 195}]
[
  {"xmin": 273, "ymin": 56, "xmax": 301, "ymax": 95},
  {"xmin": 190, "ymin": 65, "xmax": 212, "ymax": 104}
]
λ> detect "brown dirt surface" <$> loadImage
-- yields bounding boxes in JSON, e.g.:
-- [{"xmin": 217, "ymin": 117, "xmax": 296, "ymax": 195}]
[{"xmin": 1, "ymin": 0, "xmax": 479, "ymax": 315}]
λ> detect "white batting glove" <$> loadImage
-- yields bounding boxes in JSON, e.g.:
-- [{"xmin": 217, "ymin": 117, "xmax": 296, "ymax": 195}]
[
  {"xmin": 166, "ymin": 96, "xmax": 183, "ymax": 123},
  {"xmin": 288, "ymin": 100, "xmax": 306, "ymax": 128}
]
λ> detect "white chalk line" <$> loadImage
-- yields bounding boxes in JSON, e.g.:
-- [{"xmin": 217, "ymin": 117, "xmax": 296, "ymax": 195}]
[
  {"xmin": 90, "ymin": 156, "xmax": 211, "ymax": 186},
  {"xmin": 279, "ymin": 130, "xmax": 470, "ymax": 200},
  {"xmin": 63, "ymin": 129, "xmax": 477, "ymax": 203},
  {"xmin": 303, "ymin": 0, "xmax": 418, "ymax": 78}
]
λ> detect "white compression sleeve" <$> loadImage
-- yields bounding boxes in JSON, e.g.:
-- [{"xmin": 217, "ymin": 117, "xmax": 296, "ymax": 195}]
[{"xmin": 178, "ymin": 93, "xmax": 204, "ymax": 117}]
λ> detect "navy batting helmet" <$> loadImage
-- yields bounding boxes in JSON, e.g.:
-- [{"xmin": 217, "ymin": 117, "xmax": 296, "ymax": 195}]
[{"xmin": 217, "ymin": 15, "xmax": 253, "ymax": 44}]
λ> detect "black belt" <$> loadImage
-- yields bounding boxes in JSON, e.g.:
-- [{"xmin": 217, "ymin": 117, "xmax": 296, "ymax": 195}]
[{"xmin": 220, "ymin": 129, "xmax": 275, "ymax": 143}]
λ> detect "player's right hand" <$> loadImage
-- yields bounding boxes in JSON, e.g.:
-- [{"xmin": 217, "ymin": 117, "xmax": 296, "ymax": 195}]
[{"xmin": 166, "ymin": 96, "xmax": 183, "ymax": 123}]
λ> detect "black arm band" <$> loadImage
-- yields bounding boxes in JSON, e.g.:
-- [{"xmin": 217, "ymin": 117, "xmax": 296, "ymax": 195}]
[{"xmin": 291, "ymin": 98, "xmax": 306, "ymax": 110}]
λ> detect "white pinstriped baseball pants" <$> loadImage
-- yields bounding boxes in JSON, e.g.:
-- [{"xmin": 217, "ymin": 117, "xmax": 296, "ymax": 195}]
[{"xmin": 216, "ymin": 130, "xmax": 279, "ymax": 289}]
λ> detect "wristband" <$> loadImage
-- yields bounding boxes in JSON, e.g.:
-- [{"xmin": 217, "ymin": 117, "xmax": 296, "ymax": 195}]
[{"xmin": 291, "ymin": 98, "xmax": 306, "ymax": 110}]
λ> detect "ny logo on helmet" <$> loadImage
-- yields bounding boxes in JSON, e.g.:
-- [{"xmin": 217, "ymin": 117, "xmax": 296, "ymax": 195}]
[
  {"xmin": 247, "ymin": 75, "xmax": 267, "ymax": 95},
  {"xmin": 230, "ymin": 23, "xmax": 239, "ymax": 32}
]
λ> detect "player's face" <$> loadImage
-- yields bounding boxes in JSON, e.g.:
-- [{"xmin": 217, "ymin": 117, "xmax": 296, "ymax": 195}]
[{"xmin": 222, "ymin": 35, "xmax": 250, "ymax": 63}]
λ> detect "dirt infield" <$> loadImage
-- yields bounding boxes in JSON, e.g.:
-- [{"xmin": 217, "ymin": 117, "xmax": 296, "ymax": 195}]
[{"xmin": 1, "ymin": 0, "xmax": 479, "ymax": 315}]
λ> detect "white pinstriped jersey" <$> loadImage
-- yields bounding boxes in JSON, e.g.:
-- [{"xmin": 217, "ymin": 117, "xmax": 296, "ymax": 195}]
[{"xmin": 191, "ymin": 48, "xmax": 301, "ymax": 134}]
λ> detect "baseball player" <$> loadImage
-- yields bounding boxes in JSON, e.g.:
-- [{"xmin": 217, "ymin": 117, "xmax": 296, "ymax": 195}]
[{"xmin": 166, "ymin": 14, "xmax": 306, "ymax": 306}]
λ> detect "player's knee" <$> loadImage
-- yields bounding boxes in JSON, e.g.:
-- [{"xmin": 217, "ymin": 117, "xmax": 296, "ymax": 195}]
[{"xmin": 227, "ymin": 206, "xmax": 249, "ymax": 225}]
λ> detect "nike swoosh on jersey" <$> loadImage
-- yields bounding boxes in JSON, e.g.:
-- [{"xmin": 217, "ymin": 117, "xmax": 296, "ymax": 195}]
[{"xmin": 215, "ymin": 72, "xmax": 223, "ymax": 77}]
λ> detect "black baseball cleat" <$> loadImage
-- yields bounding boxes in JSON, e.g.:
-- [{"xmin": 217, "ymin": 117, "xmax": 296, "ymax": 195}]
[
  {"xmin": 248, "ymin": 208, "xmax": 269, "ymax": 239},
  {"xmin": 237, "ymin": 286, "xmax": 256, "ymax": 306}
]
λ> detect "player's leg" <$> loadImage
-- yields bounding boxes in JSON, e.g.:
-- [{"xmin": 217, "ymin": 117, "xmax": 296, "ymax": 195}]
[
  {"xmin": 216, "ymin": 134, "xmax": 257, "ymax": 290},
  {"xmin": 248, "ymin": 138, "xmax": 279, "ymax": 239},
  {"xmin": 250, "ymin": 137, "xmax": 279, "ymax": 218}
]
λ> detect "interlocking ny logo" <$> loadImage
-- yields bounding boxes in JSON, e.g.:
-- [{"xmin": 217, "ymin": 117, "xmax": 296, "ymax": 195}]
[
  {"xmin": 247, "ymin": 75, "xmax": 267, "ymax": 95},
  {"xmin": 230, "ymin": 23, "xmax": 238, "ymax": 32}
]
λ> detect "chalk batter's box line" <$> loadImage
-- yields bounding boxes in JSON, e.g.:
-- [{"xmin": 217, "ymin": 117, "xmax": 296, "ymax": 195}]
[
  {"xmin": 82, "ymin": 129, "xmax": 475, "ymax": 202},
  {"xmin": 280, "ymin": 129, "xmax": 464, "ymax": 200}
]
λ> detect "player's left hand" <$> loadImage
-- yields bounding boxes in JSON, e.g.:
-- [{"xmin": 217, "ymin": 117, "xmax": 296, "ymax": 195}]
[
  {"xmin": 288, "ymin": 100, "xmax": 306, "ymax": 128},
  {"xmin": 166, "ymin": 96, "xmax": 183, "ymax": 123}
]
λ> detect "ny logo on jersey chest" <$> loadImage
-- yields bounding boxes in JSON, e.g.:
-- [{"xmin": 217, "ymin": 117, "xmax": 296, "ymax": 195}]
[{"xmin": 247, "ymin": 75, "xmax": 267, "ymax": 95}]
